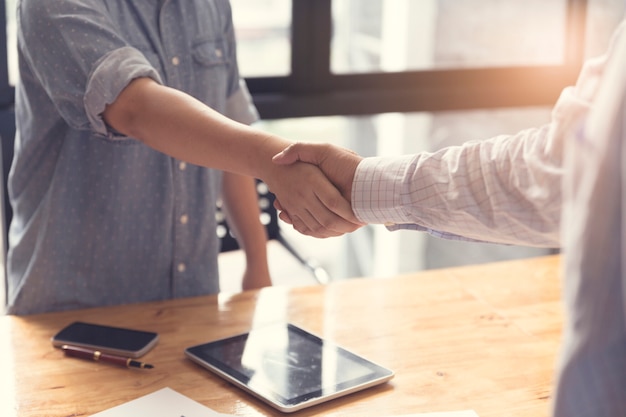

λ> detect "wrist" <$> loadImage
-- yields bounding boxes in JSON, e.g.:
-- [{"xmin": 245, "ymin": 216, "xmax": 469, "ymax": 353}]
[{"xmin": 248, "ymin": 134, "xmax": 292, "ymax": 181}]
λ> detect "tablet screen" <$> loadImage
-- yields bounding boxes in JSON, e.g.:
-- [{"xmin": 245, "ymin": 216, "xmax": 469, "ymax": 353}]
[{"xmin": 185, "ymin": 323, "xmax": 394, "ymax": 412}]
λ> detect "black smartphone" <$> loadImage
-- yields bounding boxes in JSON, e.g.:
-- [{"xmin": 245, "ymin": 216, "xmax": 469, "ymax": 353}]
[{"xmin": 51, "ymin": 321, "xmax": 159, "ymax": 358}]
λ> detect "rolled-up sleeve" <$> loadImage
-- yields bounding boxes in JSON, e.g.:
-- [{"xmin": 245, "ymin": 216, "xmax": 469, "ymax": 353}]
[
  {"xmin": 85, "ymin": 46, "xmax": 162, "ymax": 138},
  {"xmin": 18, "ymin": 0, "xmax": 162, "ymax": 138}
]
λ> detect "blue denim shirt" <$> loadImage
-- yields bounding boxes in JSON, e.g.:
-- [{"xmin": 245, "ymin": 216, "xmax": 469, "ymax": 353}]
[{"xmin": 8, "ymin": 0, "xmax": 258, "ymax": 315}]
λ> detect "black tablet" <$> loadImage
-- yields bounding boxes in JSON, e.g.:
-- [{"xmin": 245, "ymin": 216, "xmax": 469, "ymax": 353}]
[{"xmin": 184, "ymin": 323, "xmax": 394, "ymax": 413}]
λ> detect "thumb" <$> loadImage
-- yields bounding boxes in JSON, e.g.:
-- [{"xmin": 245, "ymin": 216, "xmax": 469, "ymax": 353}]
[{"xmin": 272, "ymin": 143, "xmax": 322, "ymax": 165}]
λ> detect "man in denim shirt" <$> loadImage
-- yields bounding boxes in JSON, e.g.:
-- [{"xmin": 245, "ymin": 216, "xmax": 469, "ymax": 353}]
[{"xmin": 7, "ymin": 0, "xmax": 359, "ymax": 315}]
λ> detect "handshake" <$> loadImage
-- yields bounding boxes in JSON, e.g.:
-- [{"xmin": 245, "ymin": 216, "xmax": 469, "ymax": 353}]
[{"xmin": 268, "ymin": 142, "xmax": 365, "ymax": 238}]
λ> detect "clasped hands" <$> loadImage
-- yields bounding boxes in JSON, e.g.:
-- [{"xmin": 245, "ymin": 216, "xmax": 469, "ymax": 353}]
[{"xmin": 267, "ymin": 143, "xmax": 364, "ymax": 238}]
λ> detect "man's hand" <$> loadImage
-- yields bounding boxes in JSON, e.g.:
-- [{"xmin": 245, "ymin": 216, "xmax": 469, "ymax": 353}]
[
  {"xmin": 273, "ymin": 142, "xmax": 362, "ymax": 200},
  {"xmin": 272, "ymin": 143, "xmax": 363, "ymax": 228},
  {"xmin": 262, "ymin": 160, "xmax": 363, "ymax": 237}
]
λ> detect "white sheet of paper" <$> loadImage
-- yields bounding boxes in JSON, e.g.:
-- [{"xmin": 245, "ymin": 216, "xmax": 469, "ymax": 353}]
[
  {"xmin": 90, "ymin": 387, "xmax": 230, "ymax": 417},
  {"xmin": 90, "ymin": 387, "xmax": 479, "ymax": 417}
]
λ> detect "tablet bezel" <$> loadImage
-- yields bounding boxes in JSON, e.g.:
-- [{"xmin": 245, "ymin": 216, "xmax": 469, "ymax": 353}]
[{"xmin": 184, "ymin": 323, "xmax": 394, "ymax": 413}]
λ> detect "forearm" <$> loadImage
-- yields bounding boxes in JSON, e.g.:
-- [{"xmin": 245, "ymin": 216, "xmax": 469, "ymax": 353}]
[
  {"xmin": 354, "ymin": 125, "xmax": 563, "ymax": 246},
  {"xmin": 102, "ymin": 77, "xmax": 288, "ymax": 179},
  {"xmin": 416, "ymin": 127, "xmax": 562, "ymax": 245},
  {"xmin": 221, "ymin": 173, "xmax": 269, "ymax": 263},
  {"xmin": 222, "ymin": 172, "xmax": 272, "ymax": 289}
]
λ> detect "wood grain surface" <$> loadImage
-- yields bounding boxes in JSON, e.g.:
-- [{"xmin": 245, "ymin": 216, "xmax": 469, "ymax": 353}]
[{"xmin": 0, "ymin": 255, "xmax": 563, "ymax": 417}]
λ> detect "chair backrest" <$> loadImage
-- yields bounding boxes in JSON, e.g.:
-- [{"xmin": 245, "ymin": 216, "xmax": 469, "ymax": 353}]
[{"xmin": 217, "ymin": 179, "xmax": 280, "ymax": 252}]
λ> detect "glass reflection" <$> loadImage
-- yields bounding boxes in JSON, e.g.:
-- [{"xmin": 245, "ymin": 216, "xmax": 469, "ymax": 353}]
[
  {"xmin": 240, "ymin": 324, "xmax": 371, "ymax": 400},
  {"xmin": 230, "ymin": 0, "xmax": 292, "ymax": 77},
  {"xmin": 332, "ymin": 0, "xmax": 567, "ymax": 74}
]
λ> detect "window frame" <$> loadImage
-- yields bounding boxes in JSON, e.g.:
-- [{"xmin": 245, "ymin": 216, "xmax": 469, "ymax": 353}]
[
  {"xmin": 247, "ymin": 0, "xmax": 588, "ymax": 119},
  {"xmin": 0, "ymin": 1, "xmax": 12, "ymax": 108},
  {"xmin": 0, "ymin": 0, "xmax": 588, "ymax": 116}
]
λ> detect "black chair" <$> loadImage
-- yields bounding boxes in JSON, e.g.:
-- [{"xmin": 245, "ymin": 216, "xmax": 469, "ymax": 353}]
[{"xmin": 216, "ymin": 179, "xmax": 330, "ymax": 284}]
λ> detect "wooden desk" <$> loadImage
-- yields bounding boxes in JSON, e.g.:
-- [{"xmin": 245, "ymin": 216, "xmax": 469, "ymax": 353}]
[{"xmin": 0, "ymin": 255, "xmax": 563, "ymax": 417}]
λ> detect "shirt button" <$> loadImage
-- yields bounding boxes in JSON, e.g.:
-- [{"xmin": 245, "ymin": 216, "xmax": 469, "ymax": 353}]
[
  {"xmin": 180, "ymin": 214, "xmax": 189, "ymax": 225},
  {"xmin": 215, "ymin": 49, "xmax": 223, "ymax": 58},
  {"xmin": 177, "ymin": 263, "xmax": 186, "ymax": 273},
  {"xmin": 172, "ymin": 56, "xmax": 180, "ymax": 66},
  {"xmin": 179, "ymin": 161, "xmax": 187, "ymax": 171}
]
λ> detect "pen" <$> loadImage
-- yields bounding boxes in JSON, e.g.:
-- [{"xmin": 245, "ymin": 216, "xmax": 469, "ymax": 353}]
[{"xmin": 61, "ymin": 345, "xmax": 154, "ymax": 369}]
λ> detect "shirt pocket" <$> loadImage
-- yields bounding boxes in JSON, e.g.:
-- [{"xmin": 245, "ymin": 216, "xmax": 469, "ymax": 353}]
[
  {"xmin": 192, "ymin": 38, "xmax": 229, "ymax": 67},
  {"xmin": 191, "ymin": 38, "xmax": 230, "ymax": 103}
]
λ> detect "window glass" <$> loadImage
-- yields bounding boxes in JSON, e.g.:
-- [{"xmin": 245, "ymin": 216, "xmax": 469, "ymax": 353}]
[
  {"xmin": 584, "ymin": 0, "xmax": 626, "ymax": 59},
  {"xmin": 230, "ymin": 0, "xmax": 292, "ymax": 77},
  {"xmin": 259, "ymin": 106, "xmax": 553, "ymax": 279},
  {"xmin": 2, "ymin": 0, "xmax": 292, "ymax": 84},
  {"xmin": 331, "ymin": 0, "xmax": 568, "ymax": 74},
  {"xmin": 5, "ymin": 0, "xmax": 17, "ymax": 85}
]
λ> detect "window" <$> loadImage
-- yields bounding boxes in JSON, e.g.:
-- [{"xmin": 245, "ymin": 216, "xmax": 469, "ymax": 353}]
[
  {"xmin": 1, "ymin": 0, "xmax": 589, "ymax": 115},
  {"xmin": 0, "ymin": 0, "xmax": 14, "ymax": 106},
  {"xmin": 241, "ymin": 0, "xmax": 588, "ymax": 119},
  {"xmin": 231, "ymin": 0, "xmax": 292, "ymax": 77},
  {"xmin": 331, "ymin": 0, "xmax": 568, "ymax": 73}
]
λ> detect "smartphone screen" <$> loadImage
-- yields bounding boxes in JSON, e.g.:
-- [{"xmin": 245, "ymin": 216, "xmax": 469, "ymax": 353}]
[{"xmin": 51, "ymin": 321, "xmax": 159, "ymax": 358}]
